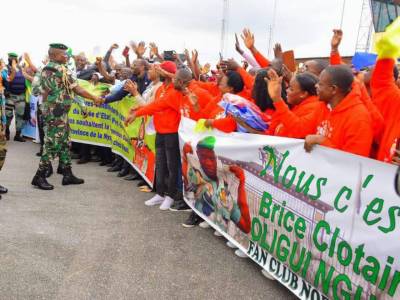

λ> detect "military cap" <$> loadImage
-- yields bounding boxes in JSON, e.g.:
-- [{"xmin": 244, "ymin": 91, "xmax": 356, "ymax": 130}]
[
  {"xmin": 49, "ymin": 43, "xmax": 69, "ymax": 50},
  {"xmin": 197, "ymin": 136, "xmax": 216, "ymax": 150},
  {"xmin": 7, "ymin": 52, "xmax": 18, "ymax": 58}
]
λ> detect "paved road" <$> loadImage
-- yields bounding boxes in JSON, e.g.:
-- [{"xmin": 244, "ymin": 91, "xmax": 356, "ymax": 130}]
[{"xmin": 0, "ymin": 139, "xmax": 296, "ymax": 300}]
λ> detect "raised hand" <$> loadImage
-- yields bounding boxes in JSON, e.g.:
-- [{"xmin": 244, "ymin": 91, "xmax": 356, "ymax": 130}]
[
  {"xmin": 235, "ymin": 33, "xmax": 244, "ymax": 55},
  {"xmin": 136, "ymin": 41, "xmax": 147, "ymax": 58},
  {"xmin": 95, "ymin": 56, "xmax": 103, "ymax": 67},
  {"xmin": 124, "ymin": 79, "xmax": 139, "ymax": 96},
  {"xmin": 149, "ymin": 42, "xmax": 159, "ymax": 57},
  {"xmin": 265, "ymin": 69, "xmax": 283, "ymax": 102},
  {"xmin": 191, "ymin": 50, "xmax": 199, "ymax": 64},
  {"xmin": 331, "ymin": 29, "xmax": 343, "ymax": 51},
  {"xmin": 110, "ymin": 43, "xmax": 119, "ymax": 50},
  {"xmin": 241, "ymin": 28, "xmax": 255, "ymax": 50}
]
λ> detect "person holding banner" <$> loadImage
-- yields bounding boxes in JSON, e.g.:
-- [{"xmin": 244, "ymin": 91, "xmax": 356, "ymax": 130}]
[
  {"xmin": 267, "ymin": 65, "xmax": 374, "ymax": 157},
  {"xmin": 370, "ymin": 17, "xmax": 400, "ymax": 164},
  {"xmin": 31, "ymin": 43, "xmax": 104, "ymax": 190}
]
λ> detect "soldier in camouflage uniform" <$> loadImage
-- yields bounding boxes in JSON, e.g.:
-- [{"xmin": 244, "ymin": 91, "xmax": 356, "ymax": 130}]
[{"xmin": 31, "ymin": 43, "xmax": 103, "ymax": 190}]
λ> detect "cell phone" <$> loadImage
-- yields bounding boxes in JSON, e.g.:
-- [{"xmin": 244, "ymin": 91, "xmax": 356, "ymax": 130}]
[
  {"xmin": 163, "ymin": 50, "xmax": 175, "ymax": 62},
  {"xmin": 122, "ymin": 46, "xmax": 130, "ymax": 57},
  {"xmin": 219, "ymin": 52, "xmax": 223, "ymax": 61}
]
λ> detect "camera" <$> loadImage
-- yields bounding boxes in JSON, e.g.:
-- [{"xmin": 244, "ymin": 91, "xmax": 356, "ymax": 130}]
[{"xmin": 163, "ymin": 50, "xmax": 175, "ymax": 62}]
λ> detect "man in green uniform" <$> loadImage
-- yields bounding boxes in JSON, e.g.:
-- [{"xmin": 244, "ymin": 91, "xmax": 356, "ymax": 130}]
[
  {"xmin": 2, "ymin": 52, "xmax": 27, "ymax": 142},
  {"xmin": 31, "ymin": 43, "xmax": 103, "ymax": 190}
]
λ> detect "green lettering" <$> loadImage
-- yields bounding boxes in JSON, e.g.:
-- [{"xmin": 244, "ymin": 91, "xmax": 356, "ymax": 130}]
[
  {"xmin": 282, "ymin": 165, "xmax": 297, "ymax": 189},
  {"xmin": 378, "ymin": 206, "xmax": 400, "ymax": 234},
  {"xmin": 313, "ymin": 220, "xmax": 330, "ymax": 252},
  {"xmin": 362, "ymin": 256, "xmax": 380, "ymax": 285},
  {"xmin": 259, "ymin": 192, "xmax": 273, "ymax": 219},
  {"xmin": 363, "ymin": 198, "xmax": 384, "ymax": 226},
  {"xmin": 309, "ymin": 177, "xmax": 328, "ymax": 201},
  {"xmin": 251, "ymin": 217, "xmax": 262, "ymax": 242},
  {"xmin": 332, "ymin": 274, "xmax": 352, "ymax": 300},
  {"xmin": 334, "ymin": 186, "xmax": 352, "ymax": 213},
  {"xmin": 276, "ymin": 233, "xmax": 290, "ymax": 262},
  {"xmin": 261, "ymin": 146, "xmax": 289, "ymax": 183},
  {"xmin": 314, "ymin": 260, "xmax": 335, "ymax": 294},
  {"xmin": 337, "ymin": 241, "xmax": 353, "ymax": 267},
  {"xmin": 295, "ymin": 171, "xmax": 315, "ymax": 195}
]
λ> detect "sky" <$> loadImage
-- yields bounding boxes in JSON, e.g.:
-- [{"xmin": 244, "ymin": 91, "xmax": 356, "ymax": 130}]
[{"xmin": 2, "ymin": 0, "xmax": 365, "ymax": 66}]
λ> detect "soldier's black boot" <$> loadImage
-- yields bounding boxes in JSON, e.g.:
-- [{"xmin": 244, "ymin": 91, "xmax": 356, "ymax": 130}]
[
  {"xmin": 14, "ymin": 130, "xmax": 26, "ymax": 142},
  {"xmin": 31, "ymin": 169, "xmax": 54, "ymax": 190},
  {"xmin": 57, "ymin": 163, "xmax": 64, "ymax": 175},
  {"xmin": 5, "ymin": 126, "xmax": 10, "ymax": 141},
  {"xmin": 62, "ymin": 166, "xmax": 84, "ymax": 185},
  {"xmin": 36, "ymin": 146, "xmax": 43, "ymax": 157},
  {"xmin": 45, "ymin": 163, "xmax": 53, "ymax": 178}
]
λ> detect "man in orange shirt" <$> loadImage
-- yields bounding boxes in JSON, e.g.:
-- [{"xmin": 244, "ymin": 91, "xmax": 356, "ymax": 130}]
[
  {"xmin": 371, "ymin": 57, "xmax": 400, "ymax": 164},
  {"xmin": 125, "ymin": 67, "xmax": 204, "ymax": 211},
  {"xmin": 268, "ymin": 65, "xmax": 373, "ymax": 157}
]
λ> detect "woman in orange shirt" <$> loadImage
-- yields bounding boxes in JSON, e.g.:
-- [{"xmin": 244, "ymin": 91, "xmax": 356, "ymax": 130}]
[{"xmin": 269, "ymin": 72, "xmax": 321, "ymax": 138}]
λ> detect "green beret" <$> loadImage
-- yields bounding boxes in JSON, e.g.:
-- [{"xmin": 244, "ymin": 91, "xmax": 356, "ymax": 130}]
[
  {"xmin": 49, "ymin": 43, "xmax": 68, "ymax": 50},
  {"xmin": 197, "ymin": 136, "xmax": 216, "ymax": 151},
  {"xmin": 8, "ymin": 52, "xmax": 18, "ymax": 58}
]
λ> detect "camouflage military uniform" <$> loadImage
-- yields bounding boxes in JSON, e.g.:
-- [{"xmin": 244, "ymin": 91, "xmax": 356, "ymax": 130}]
[{"xmin": 32, "ymin": 61, "xmax": 77, "ymax": 172}]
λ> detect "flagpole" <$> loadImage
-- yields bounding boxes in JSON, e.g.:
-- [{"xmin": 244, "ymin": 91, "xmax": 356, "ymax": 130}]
[{"xmin": 340, "ymin": 0, "xmax": 347, "ymax": 29}]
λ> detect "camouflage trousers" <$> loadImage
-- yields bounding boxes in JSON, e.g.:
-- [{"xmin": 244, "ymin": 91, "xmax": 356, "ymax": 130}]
[
  {"xmin": 6, "ymin": 93, "xmax": 25, "ymax": 131},
  {"xmin": 0, "ymin": 136, "xmax": 7, "ymax": 171},
  {"xmin": 39, "ymin": 113, "xmax": 71, "ymax": 171}
]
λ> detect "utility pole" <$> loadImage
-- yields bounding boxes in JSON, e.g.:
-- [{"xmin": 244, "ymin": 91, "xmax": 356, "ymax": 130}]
[
  {"xmin": 355, "ymin": 0, "xmax": 373, "ymax": 52},
  {"xmin": 220, "ymin": 0, "xmax": 229, "ymax": 57},
  {"xmin": 268, "ymin": 0, "xmax": 278, "ymax": 57}
]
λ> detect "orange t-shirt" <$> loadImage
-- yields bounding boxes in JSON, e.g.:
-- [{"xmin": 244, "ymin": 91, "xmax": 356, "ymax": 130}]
[{"xmin": 371, "ymin": 58, "xmax": 400, "ymax": 162}]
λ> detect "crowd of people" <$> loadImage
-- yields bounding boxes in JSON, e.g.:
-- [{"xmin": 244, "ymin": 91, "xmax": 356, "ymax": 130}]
[{"xmin": 0, "ymin": 25, "xmax": 399, "ymax": 264}]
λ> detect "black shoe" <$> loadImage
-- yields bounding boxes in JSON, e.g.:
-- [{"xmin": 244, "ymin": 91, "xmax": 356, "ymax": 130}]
[
  {"xmin": 110, "ymin": 157, "xmax": 121, "ymax": 167},
  {"xmin": 117, "ymin": 167, "xmax": 130, "ymax": 177},
  {"xmin": 45, "ymin": 163, "xmax": 53, "ymax": 178},
  {"xmin": 99, "ymin": 161, "xmax": 109, "ymax": 166},
  {"xmin": 32, "ymin": 169, "xmax": 54, "ymax": 190},
  {"xmin": 90, "ymin": 155, "xmax": 102, "ymax": 162},
  {"xmin": 71, "ymin": 153, "xmax": 80, "ymax": 160},
  {"xmin": 182, "ymin": 212, "xmax": 201, "ymax": 228},
  {"xmin": 14, "ymin": 131, "xmax": 26, "ymax": 142},
  {"xmin": 77, "ymin": 157, "xmax": 90, "ymax": 164},
  {"xmin": 5, "ymin": 127, "xmax": 10, "ymax": 141},
  {"xmin": 124, "ymin": 173, "xmax": 140, "ymax": 181},
  {"xmin": 137, "ymin": 180, "xmax": 147, "ymax": 187},
  {"xmin": 107, "ymin": 164, "xmax": 122, "ymax": 172},
  {"xmin": 62, "ymin": 166, "xmax": 84, "ymax": 185},
  {"xmin": 57, "ymin": 164, "xmax": 64, "ymax": 175},
  {"xmin": 36, "ymin": 146, "xmax": 43, "ymax": 157},
  {"xmin": 170, "ymin": 200, "xmax": 191, "ymax": 212},
  {"xmin": 0, "ymin": 185, "xmax": 8, "ymax": 194}
]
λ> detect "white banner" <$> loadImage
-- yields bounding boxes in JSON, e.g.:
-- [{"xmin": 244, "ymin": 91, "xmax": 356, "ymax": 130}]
[{"xmin": 179, "ymin": 117, "xmax": 400, "ymax": 300}]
